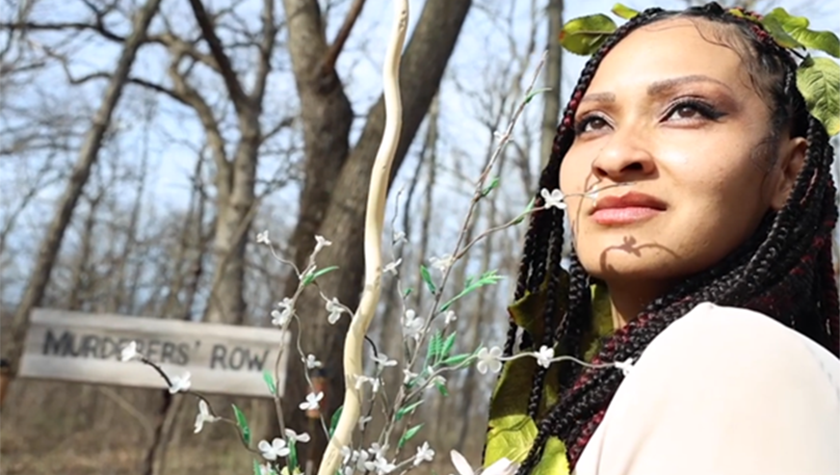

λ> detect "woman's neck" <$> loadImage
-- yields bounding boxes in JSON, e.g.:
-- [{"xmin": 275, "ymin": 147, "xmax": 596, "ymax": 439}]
[{"xmin": 607, "ymin": 279, "xmax": 672, "ymax": 329}]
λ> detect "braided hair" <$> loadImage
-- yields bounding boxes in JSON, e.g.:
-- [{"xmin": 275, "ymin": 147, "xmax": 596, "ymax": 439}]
[{"xmin": 505, "ymin": 3, "xmax": 840, "ymax": 472}]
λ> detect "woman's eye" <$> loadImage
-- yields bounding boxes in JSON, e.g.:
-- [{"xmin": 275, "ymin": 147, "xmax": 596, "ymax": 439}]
[
  {"xmin": 663, "ymin": 100, "xmax": 724, "ymax": 122},
  {"xmin": 670, "ymin": 105, "xmax": 701, "ymax": 120},
  {"xmin": 576, "ymin": 116, "xmax": 609, "ymax": 134}
]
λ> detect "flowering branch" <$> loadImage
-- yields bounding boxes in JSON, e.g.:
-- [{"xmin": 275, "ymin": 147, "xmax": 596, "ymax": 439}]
[{"xmin": 316, "ymin": 2, "xmax": 409, "ymax": 475}]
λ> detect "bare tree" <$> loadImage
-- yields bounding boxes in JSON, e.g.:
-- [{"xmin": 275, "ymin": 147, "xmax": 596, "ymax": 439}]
[{"xmin": 4, "ymin": 0, "xmax": 163, "ymax": 379}]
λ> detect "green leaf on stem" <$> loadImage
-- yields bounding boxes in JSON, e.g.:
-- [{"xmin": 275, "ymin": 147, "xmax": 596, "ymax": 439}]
[
  {"xmin": 764, "ymin": 7, "xmax": 840, "ymax": 57},
  {"xmin": 524, "ymin": 87, "xmax": 551, "ymax": 104},
  {"xmin": 263, "ymin": 370, "xmax": 276, "ymax": 396},
  {"xmin": 396, "ymin": 399, "xmax": 425, "ymax": 420},
  {"xmin": 440, "ymin": 332, "xmax": 457, "ymax": 359},
  {"xmin": 559, "ymin": 14, "xmax": 617, "ymax": 55},
  {"xmin": 512, "ymin": 197, "xmax": 536, "ymax": 225},
  {"xmin": 233, "ymin": 404, "xmax": 251, "ymax": 446},
  {"xmin": 288, "ymin": 440, "xmax": 299, "ymax": 472},
  {"xmin": 253, "ymin": 459, "xmax": 263, "ymax": 475},
  {"xmin": 427, "ymin": 330, "xmax": 443, "ymax": 362},
  {"xmin": 398, "ymin": 423, "xmax": 424, "ymax": 449},
  {"xmin": 403, "ymin": 287, "xmax": 413, "ymax": 298},
  {"xmin": 797, "ymin": 57, "xmax": 840, "ymax": 135},
  {"xmin": 435, "ymin": 380, "xmax": 449, "ymax": 397},
  {"xmin": 440, "ymin": 270, "xmax": 504, "ymax": 312},
  {"xmin": 440, "ymin": 352, "xmax": 473, "ymax": 366},
  {"xmin": 302, "ymin": 265, "xmax": 340, "ymax": 286},
  {"xmin": 329, "ymin": 405, "xmax": 344, "ymax": 437},
  {"xmin": 481, "ymin": 176, "xmax": 501, "ymax": 197},
  {"xmin": 420, "ymin": 265, "xmax": 437, "ymax": 294},
  {"xmin": 611, "ymin": 3, "xmax": 639, "ymax": 19}
]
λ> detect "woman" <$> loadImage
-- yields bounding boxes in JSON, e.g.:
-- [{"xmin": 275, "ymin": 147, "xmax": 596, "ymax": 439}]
[{"xmin": 486, "ymin": 3, "xmax": 840, "ymax": 475}]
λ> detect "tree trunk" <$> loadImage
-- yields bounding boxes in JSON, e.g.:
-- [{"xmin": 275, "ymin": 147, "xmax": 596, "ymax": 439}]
[
  {"xmin": 278, "ymin": 0, "xmax": 473, "ymax": 468},
  {"xmin": 4, "ymin": 0, "xmax": 162, "ymax": 379},
  {"xmin": 540, "ymin": 0, "xmax": 563, "ymax": 167}
]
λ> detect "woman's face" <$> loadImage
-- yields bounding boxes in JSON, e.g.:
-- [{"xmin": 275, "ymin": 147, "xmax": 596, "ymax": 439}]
[{"xmin": 560, "ymin": 18, "xmax": 805, "ymax": 288}]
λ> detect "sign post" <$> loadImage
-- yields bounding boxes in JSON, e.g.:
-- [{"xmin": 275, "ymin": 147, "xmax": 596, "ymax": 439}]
[{"xmin": 18, "ymin": 308, "xmax": 290, "ymax": 398}]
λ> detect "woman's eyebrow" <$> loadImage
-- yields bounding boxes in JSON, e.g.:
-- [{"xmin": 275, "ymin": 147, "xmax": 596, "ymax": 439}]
[
  {"xmin": 647, "ymin": 74, "xmax": 733, "ymax": 96},
  {"xmin": 580, "ymin": 75, "xmax": 733, "ymax": 104}
]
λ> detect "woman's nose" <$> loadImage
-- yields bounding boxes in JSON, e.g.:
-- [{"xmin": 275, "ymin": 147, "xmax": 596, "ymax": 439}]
[{"xmin": 591, "ymin": 129, "xmax": 656, "ymax": 181}]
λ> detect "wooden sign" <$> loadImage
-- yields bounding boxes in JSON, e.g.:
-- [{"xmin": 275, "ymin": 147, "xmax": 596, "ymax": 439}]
[{"xmin": 18, "ymin": 308, "xmax": 290, "ymax": 398}]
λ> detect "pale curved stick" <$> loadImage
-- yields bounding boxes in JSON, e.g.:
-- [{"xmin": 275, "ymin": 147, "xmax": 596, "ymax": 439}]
[{"xmin": 316, "ymin": 2, "xmax": 408, "ymax": 475}]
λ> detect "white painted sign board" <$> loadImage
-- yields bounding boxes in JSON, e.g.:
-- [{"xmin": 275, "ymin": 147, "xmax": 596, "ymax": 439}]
[{"xmin": 19, "ymin": 308, "xmax": 290, "ymax": 398}]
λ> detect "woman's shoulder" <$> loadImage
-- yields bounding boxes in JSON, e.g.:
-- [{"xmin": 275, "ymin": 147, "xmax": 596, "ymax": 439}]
[{"xmin": 638, "ymin": 301, "xmax": 840, "ymax": 402}]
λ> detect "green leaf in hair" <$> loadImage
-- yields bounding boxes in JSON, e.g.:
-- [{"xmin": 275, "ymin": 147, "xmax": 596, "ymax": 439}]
[
  {"xmin": 796, "ymin": 57, "xmax": 840, "ymax": 136},
  {"xmin": 611, "ymin": 3, "xmax": 639, "ymax": 20},
  {"xmin": 764, "ymin": 8, "xmax": 840, "ymax": 58},
  {"xmin": 558, "ymin": 14, "xmax": 618, "ymax": 56}
]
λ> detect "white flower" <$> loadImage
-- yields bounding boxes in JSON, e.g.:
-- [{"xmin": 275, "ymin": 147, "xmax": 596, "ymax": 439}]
[
  {"xmin": 120, "ymin": 341, "xmax": 139, "ymax": 362},
  {"xmin": 413, "ymin": 441, "xmax": 435, "ymax": 466},
  {"xmin": 314, "ymin": 235, "xmax": 332, "ymax": 255},
  {"xmin": 443, "ymin": 310, "xmax": 457, "ymax": 326},
  {"xmin": 540, "ymin": 188, "xmax": 566, "ymax": 210},
  {"xmin": 392, "ymin": 231, "xmax": 407, "ymax": 244},
  {"xmin": 341, "ymin": 445, "xmax": 354, "ymax": 465},
  {"xmin": 305, "ymin": 354, "xmax": 322, "ymax": 369},
  {"xmin": 371, "ymin": 353, "xmax": 397, "ymax": 367},
  {"xmin": 354, "ymin": 375, "xmax": 381, "ymax": 393},
  {"xmin": 271, "ymin": 298, "xmax": 294, "ymax": 327},
  {"xmin": 358, "ymin": 415, "xmax": 372, "ymax": 431},
  {"xmin": 429, "ymin": 254, "xmax": 455, "ymax": 273},
  {"xmin": 402, "ymin": 309, "xmax": 424, "ymax": 341},
  {"xmin": 403, "ymin": 368, "xmax": 418, "ymax": 385},
  {"xmin": 383, "ymin": 258, "xmax": 402, "ymax": 275},
  {"xmin": 257, "ymin": 230, "xmax": 271, "ymax": 245},
  {"xmin": 365, "ymin": 455, "xmax": 395, "ymax": 475},
  {"xmin": 368, "ymin": 442, "xmax": 387, "ymax": 459},
  {"xmin": 326, "ymin": 297, "xmax": 346, "ymax": 324},
  {"xmin": 450, "ymin": 450, "xmax": 518, "ymax": 475},
  {"xmin": 284, "ymin": 428, "xmax": 311, "ymax": 444},
  {"xmin": 535, "ymin": 345, "xmax": 554, "ymax": 369},
  {"xmin": 355, "ymin": 449, "xmax": 371, "ymax": 471},
  {"xmin": 299, "ymin": 391, "xmax": 324, "ymax": 411},
  {"xmin": 476, "ymin": 347, "xmax": 503, "ymax": 374},
  {"xmin": 259, "ymin": 437, "xmax": 290, "ymax": 461},
  {"xmin": 168, "ymin": 372, "xmax": 191, "ymax": 393},
  {"xmin": 614, "ymin": 357, "xmax": 634, "ymax": 376},
  {"xmin": 193, "ymin": 399, "xmax": 220, "ymax": 433}
]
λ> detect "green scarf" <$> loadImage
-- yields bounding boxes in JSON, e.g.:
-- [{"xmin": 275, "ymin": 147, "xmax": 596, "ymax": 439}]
[{"xmin": 483, "ymin": 273, "xmax": 614, "ymax": 475}]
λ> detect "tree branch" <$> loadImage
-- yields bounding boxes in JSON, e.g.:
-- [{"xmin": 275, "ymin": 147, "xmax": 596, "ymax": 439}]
[
  {"xmin": 185, "ymin": 0, "xmax": 250, "ymax": 115},
  {"xmin": 322, "ymin": 0, "xmax": 366, "ymax": 74}
]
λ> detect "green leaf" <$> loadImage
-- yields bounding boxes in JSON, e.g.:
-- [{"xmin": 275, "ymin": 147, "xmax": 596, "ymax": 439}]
[
  {"xmin": 481, "ymin": 176, "xmax": 501, "ymax": 197},
  {"xmin": 263, "ymin": 370, "xmax": 277, "ymax": 396},
  {"xmin": 396, "ymin": 399, "xmax": 424, "ymax": 420},
  {"xmin": 441, "ymin": 270, "xmax": 504, "ymax": 312},
  {"xmin": 440, "ymin": 332, "xmax": 457, "ymax": 359},
  {"xmin": 440, "ymin": 352, "xmax": 473, "ymax": 366},
  {"xmin": 398, "ymin": 423, "xmax": 424, "ymax": 449},
  {"xmin": 302, "ymin": 265, "xmax": 340, "ymax": 286},
  {"xmin": 764, "ymin": 8, "xmax": 840, "ymax": 57},
  {"xmin": 435, "ymin": 380, "xmax": 449, "ymax": 397},
  {"xmin": 329, "ymin": 405, "xmax": 344, "ymax": 437},
  {"xmin": 797, "ymin": 57, "xmax": 840, "ymax": 136},
  {"xmin": 420, "ymin": 265, "xmax": 436, "ymax": 294},
  {"xmin": 288, "ymin": 440, "xmax": 298, "ymax": 471},
  {"xmin": 759, "ymin": 14, "xmax": 803, "ymax": 49},
  {"xmin": 611, "ymin": 3, "xmax": 638, "ymax": 20},
  {"xmin": 512, "ymin": 197, "xmax": 536, "ymax": 225},
  {"xmin": 559, "ymin": 14, "xmax": 617, "ymax": 56},
  {"xmin": 524, "ymin": 87, "xmax": 551, "ymax": 104},
  {"xmin": 254, "ymin": 459, "xmax": 263, "ymax": 475},
  {"xmin": 233, "ymin": 404, "xmax": 251, "ymax": 446},
  {"xmin": 403, "ymin": 287, "xmax": 413, "ymax": 298},
  {"xmin": 427, "ymin": 330, "xmax": 443, "ymax": 364}
]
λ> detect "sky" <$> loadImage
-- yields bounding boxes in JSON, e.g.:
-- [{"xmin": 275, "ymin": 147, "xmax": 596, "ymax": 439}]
[{"xmin": 2, "ymin": 0, "xmax": 839, "ymax": 306}]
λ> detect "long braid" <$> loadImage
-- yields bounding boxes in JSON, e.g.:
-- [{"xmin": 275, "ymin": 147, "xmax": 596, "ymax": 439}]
[{"xmin": 502, "ymin": 3, "xmax": 840, "ymax": 473}]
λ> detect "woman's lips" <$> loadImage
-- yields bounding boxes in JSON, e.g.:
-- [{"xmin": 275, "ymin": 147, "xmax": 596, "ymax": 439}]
[{"xmin": 590, "ymin": 191, "xmax": 667, "ymax": 226}]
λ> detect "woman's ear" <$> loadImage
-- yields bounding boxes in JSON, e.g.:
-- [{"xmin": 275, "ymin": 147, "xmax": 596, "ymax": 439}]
[{"xmin": 770, "ymin": 136, "xmax": 807, "ymax": 211}]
